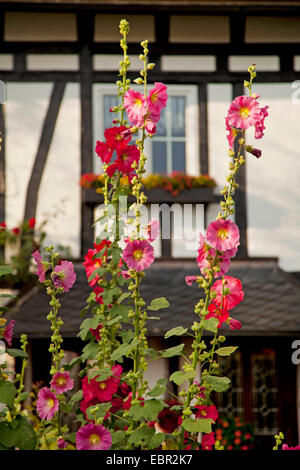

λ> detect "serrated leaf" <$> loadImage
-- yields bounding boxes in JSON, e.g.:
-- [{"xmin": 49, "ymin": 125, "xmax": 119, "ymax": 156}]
[
  {"xmin": 102, "ymin": 287, "xmax": 121, "ymax": 306},
  {"xmin": 111, "ymin": 430, "xmax": 126, "ymax": 447},
  {"xmin": 202, "ymin": 317, "xmax": 219, "ymax": 333},
  {"xmin": 128, "ymin": 427, "xmax": 155, "ymax": 446},
  {"xmin": 182, "ymin": 417, "xmax": 213, "ymax": 434},
  {"xmin": 94, "ymin": 368, "xmax": 112, "ymax": 381},
  {"xmin": 204, "ymin": 375, "xmax": 231, "ymax": 392},
  {"xmin": 106, "ymin": 315, "xmax": 122, "ymax": 326},
  {"xmin": 169, "ymin": 370, "xmax": 195, "ymax": 386},
  {"xmin": 148, "ymin": 297, "xmax": 169, "ymax": 311},
  {"xmin": 86, "ymin": 403, "xmax": 111, "ymax": 421},
  {"xmin": 164, "ymin": 327, "xmax": 188, "ymax": 339},
  {"xmin": 69, "ymin": 389, "xmax": 83, "ymax": 405},
  {"xmin": 81, "ymin": 341, "xmax": 99, "ymax": 361},
  {"xmin": 117, "ymin": 292, "xmax": 130, "ymax": 304},
  {"xmin": 110, "ymin": 343, "xmax": 130, "ymax": 361},
  {"xmin": 149, "ymin": 432, "xmax": 165, "ymax": 450},
  {"xmin": 215, "ymin": 346, "xmax": 238, "ymax": 356},
  {"xmin": 0, "ymin": 380, "xmax": 17, "ymax": 408},
  {"xmin": 78, "ymin": 316, "xmax": 102, "ymax": 341},
  {"xmin": 6, "ymin": 349, "xmax": 28, "ymax": 359},
  {"xmin": 161, "ymin": 344, "xmax": 184, "ymax": 358},
  {"xmin": 148, "ymin": 378, "xmax": 168, "ymax": 398}
]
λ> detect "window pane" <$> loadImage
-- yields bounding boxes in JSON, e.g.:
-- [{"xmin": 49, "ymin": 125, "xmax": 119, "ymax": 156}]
[
  {"xmin": 171, "ymin": 96, "xmax": 186, "ymax": 136},
  {"xmin": 103, "ymin": 95, "xmax": 119, "ymax": 129},
  {"xmin": 153, "ymin": 141, "xmax": 167, "ymax": 173},
  {"xmin": 156, "ymin": 106, "xmax": 166, "ymax": 136},
  {"xmin": 172, "ymin": 142, "xmax": 186, "ymax": 172},
  {"xmin": 217, "ymin": 351, "xmax": 244, "ymax": 416}
]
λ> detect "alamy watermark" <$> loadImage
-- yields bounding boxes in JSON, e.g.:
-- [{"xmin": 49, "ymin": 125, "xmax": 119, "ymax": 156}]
[{"xmin": 291, "ymin": 340, "xmax": 300, "ymax": 365}]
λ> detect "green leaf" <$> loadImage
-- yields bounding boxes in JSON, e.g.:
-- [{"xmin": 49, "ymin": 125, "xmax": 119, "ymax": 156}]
[
  {"xmin": 6, "ymin": 349, "xmax": 28, "ymax": 359},
  {"xmin": 142, "ymin": 399, "xmax": 166, "ymax": 421},
  {"xmin": 0, "ymin": 416, "xmax": 37, "ymax": 450},
  {"xmin": 169, "ymin": 370, "xmax": 195, "ymax": 386},
  {"xmin": 121, "ymin": 330, "xmax": 134, "ymax": 343},
  {"xmin": 64, "ymin": 432, "xmax": 76, "ymax": 444},
  {"xmin": 81, "ymin": 341, "xmax": 99, "ymax": 361},
  {"xmin": 202, "ymin": 317, "xmax": 219, "ymax": 333},
  {"xmin": 0, "ymin": 421, "xmax": 15, "ymax": 448},
  {"xmin": 0, "ymin": 266, "xmax": 13, "ymax": 278},
  {"xmin": 15, "ymin": 392, "xmax": 29, "ymax": 403},
  {"xmin": 86, "ymin": 403, "xmax": 111, "ymax": 421},
  {"xmin": 69, "ymin": 389, "xmax": 83, "ymax": 405},
  {"xmin": 148, "ymin": 378, "xmax": 168, "ymax": 398},
  {"xmin": 148, "ymin": 297, "xmax": 169, "ymax": 311},
  {"xmin": 128, "ymin": 427, "xmax": 155, "ymax": 447},
  {"xmin": 164, "ymin": 326, "xmax": 188, "ymax": 339},
  {"xmin": 110, "ymin": 343, "xmax": 130, "ymax": 361},
  {"xmin": 111, "ymin": 430, "xmax": 126, "ymax": 447},
  {"xmin": 63, "ymin": 356, "xmax": 82, "ymax": 371},
  {"xmin": 204, "ymin": 375, "xmax": 231, "ymax": 392},
  {"xmin": 0, "ymin": 380, "xmax": 17, "ymax": 408},
  {"xmin": 117, "ymin": 292, "xmax": 130, "ymax": 304},
  {"xmin": 0, "ymin": 294, "xmax": 16, "ymax": 299},
  {"xmin": 111, "ymin": 247, "xmax": 122, "ymax": 264},
  {"xmin": 182, "ymin": 418, "xmax": 213, "ymax": 434},
  {"xmin": 161, "ymin": 344, "xmax": 184, "ymax": 358},
  {"xmin": 215, "ymin": 346, "xmax": 238, "ymax": 357},
  {"xmin": 94, "ymin": 368, "xmax": 112, "ymax": 381},
  {"xmin": 78, "ymin": 316, "xmax": 102, "ymax": 341},
  {"xmin": 106, "ymin": 315, "xmax": 123, "ymax": 326},
  {"xmin": 149, "ymin": 432, "xmax": 165, "ymax": 450},
  {"xmin": 102, "ymin": 287, "xmax": 121, "ymax": 306}
]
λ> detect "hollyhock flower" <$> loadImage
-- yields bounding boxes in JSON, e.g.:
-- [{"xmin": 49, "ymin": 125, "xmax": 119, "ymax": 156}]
[
  {"xmin": 227, "ymin": 95, "xmax": 261, "ymax": 130},
  {"xmin": 118, "ymin": 381, "xmax": 131, "ymax": 399},
  {"xmin": 206, "ymin": 303, "xmax": 229, "ymax": 328},
  {"xmin": 225, "ymin": 117, "xmax": 238, "ymax": 149},
  {"xmin": 93, "ymin": 285, "xmax": 104, "ymax": 304},
  {"xmin": 89, "ymin": 323, "xmax": 103, "ymax": 342},
  {"xmin": 211, "ymin": 276, "xmax": 244, "ymax": 310},
  {"xmin": 124, "ymin": 89, "xmax": 147, "ymax": 128},
  {"xmin": 206, "ymin": 219, "xmax": 240, "ymax": 253},
  {"xmin": 28, "ymin": 217, "xmax": 36, "ymax": 229},
  {"xmin": 193, "ymin": 382, "xmax": 206, "ymax": 399},
  {"xmin": 157, "ymin": 400, "xmax": 181, "ymax": 434},
  {"xmin": 123, "ymin": 239, "xmax": 154, "ymax": 272},
  {"xmin": 195, "ymin": 404, "xmax": 218, "ymax": 422},
  {"xmin": 51, "ymin": 371, "xmax": 74, "ymax": 394},
  {"xmin": 282, "ymin": 444, "xmax": 300, "ymax": 450},
  {"xmin": 0, "ymin": 222, "xmax": 6, "ymax": 230},
  {"xmin": 94, "ymin": 372, "xmax": 120, "ymax": 402},
  {"xmin": 36, "ymin": 387, "xmax": 59, "ymax": 420},
  {"xmin": 32, "ymin": 250, "xmax": 46, "ymax": 283},
  {"xmin": 57, "ymin": 438, "xmax": 68, "ymax": 449},
  {"xmin": 122, "ymin": 270, "xmax": 131, "ymax": 279},
  {"xmin": 145, "ymin": 218, "xmax": 160, "ymax": 242},
  {"xmin": 147, "ymin": 82, "xmax": 168, "ymax": 115},
  {"xmin": 246, "ymin": 145, "xmax": 262, "ymax": 159},
  {"xmin": 201, "ymin": 432, "xmax": 216, "ymax": 450},
  {"xmin": 12, "ymin": 227, "xmax": 20, "ymax": 235},
  {"xmin": 95, "ymin": 141, "xmax": 114, "ymax": 164},
  {"xmin": 83, "ymin": 240, "xmax": 111, "ymax": 287},
  {"xmin": 3, "ymin": 320, "xmax": 15, "ymax": 346},
  {"xmin": 229, "ymin": 317, "xmax": 242, "ymax": 330},
  {"xmin": 115, "ymin": 144, "xmax": 140, "ymax": 174},
  {"xmin": 255, "ymin": 105, "xmax": 269, "ymax": 140},
  {"xmin": 52, "ymin": 260, "xmax": 76, "ymax": 292},
  {"xmin": 104, "ymin": 125, "xmax": 131, "ymax": 148},
  {"xmin": 197, "ymin": 247, "xmax": 231, "ymax": 278},
  {"xmin": 76, "ymin": 423, "xmax": 112, "ymax": 451},
  {"xmin": 185, "ymin": 276, "xmax": 198, "ymax": 286}
]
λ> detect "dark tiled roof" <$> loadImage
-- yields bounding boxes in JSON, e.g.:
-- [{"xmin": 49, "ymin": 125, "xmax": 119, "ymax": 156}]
[{"xmin": 6, "ymin": 260, "xmax": 300, "ymax": 339}]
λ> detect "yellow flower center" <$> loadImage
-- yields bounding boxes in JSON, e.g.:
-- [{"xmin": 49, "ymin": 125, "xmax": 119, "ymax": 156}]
[
  {"xmin": 134, "ymin": 98, "xmax": 143, "ymax": 108},
  {"xmin": 89, "ymin": 434, "xmax": 100, "ymax": 444},
  {"xmin": 201, "ymin": 410, "xmax": 207, "ymax": 417},
  {"xmin": 47, "ymin": 398, "xmax": 54, "ymax": 409},
  {"xmin": 57, "ymin": 377, "xmax": 66, "ymax": 386},
  {"xmin": 133, "ymin": 249, "xmax": 143, "ymax": 260},
  {"xmin": 99, "ymin": 382, "xmax": 107, "ymax": 389},
  {"xmin": 218, "ymin": 228, "xmax": 228, "ymax": 239},
  {"xmin": 151, "ymin": 93, "xmax": 158, "ymax": 103},
  {"xmin": 239, "ymin": 107, "xmax": 250, "ymax": 118}
]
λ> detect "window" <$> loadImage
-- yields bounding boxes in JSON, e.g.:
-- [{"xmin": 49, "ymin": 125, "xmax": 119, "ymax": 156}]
[{"xmin": 93, "ymin": 84, "xmax": 199, "ymax": 175}]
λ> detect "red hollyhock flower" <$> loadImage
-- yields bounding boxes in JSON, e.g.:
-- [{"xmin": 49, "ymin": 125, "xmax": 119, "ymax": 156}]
[
  {"xmin": 28, "ymin": 217, "xmax": 36, "ymax": 229},
  {"xmin": 115, "ymin": 144, "xmax": 140, "ymax": 174},
  {"xmin": 95, "ymin": 141, "xmax": 114, "ymax": 164},
  {"xmin": 89, "ymin": 323, "xmax": 103, "ymax": 341},
  {"xmin": 195, "ymin": 404, "xmax": 218, "ymax": 422},
  {"xmin": 12, "ymin": 227, "xmax": 20, "ymax": 235},
  {"xmin": 206, "ymin": 303, "xmax": 229, "ymax": 328},
  {"xmin": 201, "ymin": 432, "xmax": 216, "ymax": 450},
  {"xmin": 211, "ymin": 276, "xmax": 244, "ymax": 310},
  {"xmin": 104, "ymin": 126, "xmax": 131, "ymax": 149},
  {"xmin": 0, "ymin": 222, "xmax": 6, "ymax": 230},
  {"xmin": 83, "ymin": 240, "xmax": 111, "ymax": 287}
]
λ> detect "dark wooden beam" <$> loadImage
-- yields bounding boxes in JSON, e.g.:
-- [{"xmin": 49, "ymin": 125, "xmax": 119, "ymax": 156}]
[
  {"xmin": 13, "ymin": 52, "xmax": 26, "ymax": 73},
  {"xmin": 23, "ymin": 81, "xmax": 66, "ymax": 221},
  {"xmin": 233, "ymin": 81, "xmax": 248, "ymax": 258},
  {"xmin": 198, "ymin": 82, "xmax": 209, "ymax": 175}
]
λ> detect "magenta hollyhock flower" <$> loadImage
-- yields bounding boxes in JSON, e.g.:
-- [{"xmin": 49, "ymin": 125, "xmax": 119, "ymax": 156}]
[
  {"xmin": 104, "ymin": 125, "xmax": 131, "ymax": 148},
  {"xmin": 195, "ymin": 404, "xmax": 219, "ymax": 422},
  {"xmin": 206, "ymin": 303, "xmax": 229, "ymax": 328},
  {"xmin": 197, "ymin": 247, "xmax": 231, "ymax": 278},
  {"xmin": 57, "ymin": 438, "xmax": 68, "ymax": 449},
  {"xmin": 123, "ymin": 239, "xmax": 154, "ymax": 272},
  {"xmin": 211, "ymin": 276, "xmax": 244, "ymax": 310},
  {"xmin": 282, "ymin": 444, "xmax": 300, "ymax": 450},
  {"xmin": 227, "ymin": 95, "xmax": 260, "ymax": 130},
  {"xmin": 89, "ymin": 323, "xmax": 103, "ymax": 342},
  {"xmin": 147, "ymin": 82, "xmax": 168, "ymax": 115},
  {"xmin": 32, "ymin": 250, "xmax": 46, "ymax": 283},
  {"xmin": 76, "ymin": 423, "xmax": 112, "ymax": 450},
  {"xmin": 145, "ymin": 218, "xmax": 160, "ymax": 242},
  {"xmin": 52, "ymin": 260, "xmax": 76, "ymax": 292},
  {"xmin": 51, "ymin": 371, "xmax": 74, "ymax": 394},
  {"xmin": 255, "ymin": 105, "xmax": 269, "ymax": 140},
  {"xmin": 36, "ymin": 387, "xmax": 59, "ymax": 420},
  {"xmin": 124, "ymin": 89, "xmax": 147, "ymax": 128},
  {"xmin": 229, "ymin": 317, "xmax": 242, "ymax": 330},
  {"xmin": 206, "ymin": 219, "xmax": 240, "ymax": 253},
  {"xmin": 115, "ymin": 144, "xmax": 140, "ymax": 174},
  {"xmin": 201, "ymin": 432, "xmax": 216, "ymax": 450},
  {"xmin": 122, "ymin": 270, "xmax": 131, "ymax": 279},
  {"xmin": 3, "ymin": 320, "xmax": 15, "ymax": 346},
  {"xmin": 95, "ymin": 141, "xmax": 114, "ymax": 164},
  {"xmin": 185, "ymin": 276, "xmax": 198, "ymax": 286}
]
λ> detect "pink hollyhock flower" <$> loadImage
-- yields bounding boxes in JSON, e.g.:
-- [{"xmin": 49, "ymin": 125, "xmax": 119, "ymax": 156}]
[
  {"xmin": 76, "ymin": 423, "xmax": 112, "ymax": 451},
  {"xmin": 147, "ymin": 82, "xmax": 168, "ymax": 115},
  {"xmin": 57, "ymin": 438, "xmax": 68, "ymax": 449},
  {"xmin": 185, "ymin": 276, "xmax": 198, "ymax": 286},
  {"xmin": 124, "ymin": 89, "xmax": 147, "ymax": 128},
  {"xmin": 12, "ymin": 227, "xmax": 20, "ymax": 235},
  {"xmin": 255, "ymin": 105, "xmax": 269, "ymax": 140},
  {"xmin": 115, "ymin": 144, "xmax": 140, "ymax": 174},
  {"xmin": 195, "ymin": 404, "xmax": 218, "ymax": 422},
  {"xmin": 32, "ymin": 250, "xmax": 46, "ymax": 283},
  {"xmin": 28, "ymin": 217, "xmax": 36, "ymax": 229},
  {"xmin": 145, "ymin": 218, "xmax": 160, "ymax": 242},
  {"xmin": 89, "ymin": 323, "xmax": 103, "ymax": 341},
  {"xmin": 225, "ymin": 116, "xmax": 238, "ymax": 149},
  {"xmin": 3, "ymin": 320, "xmax": 15, "ymax": 346},
  {"xmin": 201, "ymin": 432, "xmax": 216, "ymax": 450},
  {"xmin": 122, "ymin": 270, "xmax": 131, "ymax": 279},
  {"xmin": 123, "ymin": 239, "xmax": 154, "ymax": 272},
  {"xmin": 229, "ymin": 317, "xmax": 242, "ymax": 330},
  {"xmin": 227, "ymin": 95, "xmax": 261, "ymax": 130},
  {"xmin": 206, "ymin": 303, "xmax": 229, "ymax": 328},
  {"xmin": 282, "ymin": 444, "xmax": 300, "ymax": 450},
  {"xmin": 51, "ymin": 371, "xmax": 74, "ymax": 394},
  {"xmin": 211, "ymin": 276, "xmax": 244, "ymax": 310},
  {"xmin": 36, "ymin": 387, "xmax": 59, "ymax": 420},
  {"xmin": 206, "ymin": 219, "xmax": 240, "ymax": 253},
  {"xmin": 52, "ymin": 260, "xmax": 76, "ymax": 292},
  {"xmin": 95, "ymin": 141, "xmax": 114, "ymax": 164},
  {"xmin": 197, "ymin": 246, "xmax": 231, "ymax": 278}
]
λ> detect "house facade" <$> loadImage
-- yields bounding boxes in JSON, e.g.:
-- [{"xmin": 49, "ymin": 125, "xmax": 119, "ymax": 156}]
[{"xmin": 1, "ymin": 0, "xmax": 300, "ymax": 448}]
